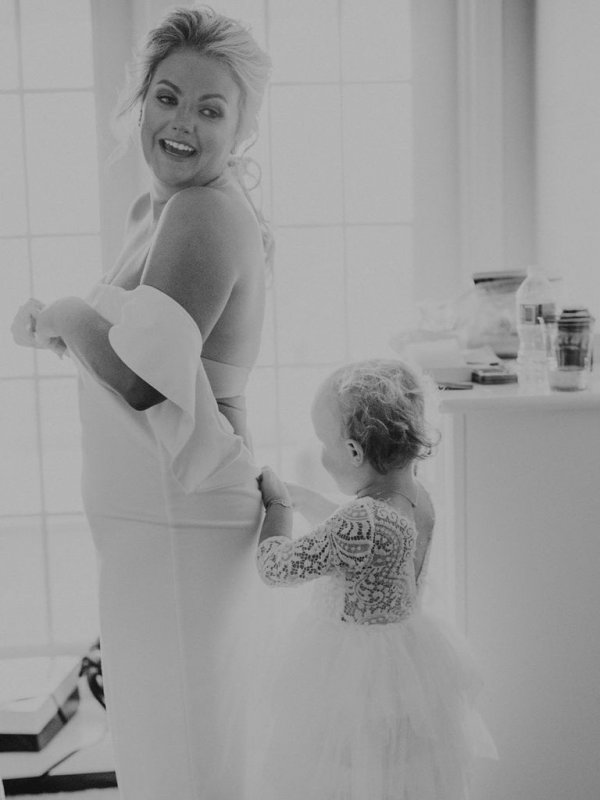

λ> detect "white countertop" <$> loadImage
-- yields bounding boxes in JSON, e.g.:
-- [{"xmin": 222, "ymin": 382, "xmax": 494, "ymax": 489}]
[{"xmin": 438, "ymin": 375, "xmax": 600, "ymax": 413}]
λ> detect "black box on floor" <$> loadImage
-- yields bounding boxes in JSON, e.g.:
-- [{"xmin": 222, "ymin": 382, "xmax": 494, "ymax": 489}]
[
  {"xmin": 0, "ymin": 656, "xmax": 81, "ymax": 752},
  {"xmin": 0, "ymin": 678, "xmax": 116, "ymax": 796},
  {"xmin": 0, "ymin": 688, "xmax": 80, "ymax": 753}
]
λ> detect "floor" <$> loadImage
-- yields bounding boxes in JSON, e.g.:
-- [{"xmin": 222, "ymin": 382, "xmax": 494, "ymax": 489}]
[{"xmin": 9, "ymin": 792, "xmax": 119, "ymax": 800}]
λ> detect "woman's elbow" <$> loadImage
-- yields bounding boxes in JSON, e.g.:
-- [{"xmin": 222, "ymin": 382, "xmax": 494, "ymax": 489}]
[{"xmin": 122, "ymin": 379, "xmax": 165, "ymax": 411}]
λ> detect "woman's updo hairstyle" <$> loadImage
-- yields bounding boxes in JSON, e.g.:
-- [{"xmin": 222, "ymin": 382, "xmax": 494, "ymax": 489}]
[
  {"xmin": 117, "ymin": 4, "xmax": 271, "ymax": 148},
  {"xmin": 328, "ymin": 359, "xmax": 439, "ymax": 474}
]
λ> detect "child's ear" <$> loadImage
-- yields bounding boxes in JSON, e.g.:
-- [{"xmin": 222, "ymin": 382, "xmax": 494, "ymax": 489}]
[{"xmin": 345, "ymin": 439, "xmax": 364, "ymax": 467}]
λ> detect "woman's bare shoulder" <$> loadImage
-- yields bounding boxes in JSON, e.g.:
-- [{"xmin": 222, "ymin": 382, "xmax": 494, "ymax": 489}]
[
  {"xmin": 153, "ymin": 187, "xmax": 251, "ymax": 279},
  {"xmin": 164, "ymin": 184, "xmax": 254, "ymax": 236},
  {"xmin": 154, "ymin": 185, "xmax": 263, "ymax": 282},
  {"xmin": 141, "ymin": 184, "xmax": 264, "ymax": 338}
]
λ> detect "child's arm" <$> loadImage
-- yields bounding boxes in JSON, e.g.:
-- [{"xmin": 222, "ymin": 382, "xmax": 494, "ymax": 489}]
[
  {"xmin": 256, "ymin": 495, "xmax": 375, "ymax": 588},
  {"xmin": 257, "ymin": 466, "xmax": 294, "ymax": 545},
  {"xmin": 285, "ymin": 482, "xmax": 339, "ymax": 526},
  {"xmin": 256, "ymin": 466, "xmax": 337, "ymax": 587}
]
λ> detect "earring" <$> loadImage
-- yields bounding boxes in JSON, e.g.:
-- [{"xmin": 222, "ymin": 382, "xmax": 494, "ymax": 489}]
[{"xmin": 138, "ymin": 107, "xmax": 143, "ymax": 127}]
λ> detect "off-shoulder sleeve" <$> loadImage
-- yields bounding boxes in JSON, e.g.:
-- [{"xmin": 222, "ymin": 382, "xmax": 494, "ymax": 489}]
[
  {"xmin": 256, "ymin": 498, "xmax": 375, "ymax": 587},
  {"xmin": 107, "ymin": 284, "xmax": 252, "ymax": 492}
]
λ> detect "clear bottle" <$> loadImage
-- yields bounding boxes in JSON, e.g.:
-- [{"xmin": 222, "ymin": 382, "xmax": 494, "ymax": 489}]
[{"xmin": 515, "ymin": 265, "xmax": 557, "ymax": 392}]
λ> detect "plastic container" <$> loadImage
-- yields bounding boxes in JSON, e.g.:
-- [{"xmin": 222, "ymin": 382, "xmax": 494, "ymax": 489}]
[
  {"xmin": 548, "ymin": 308, "xmax": 595, "ymax": 390},
  {"xmin": 515, "ymin": 265, "xmax": 557, "ymax": 392}
]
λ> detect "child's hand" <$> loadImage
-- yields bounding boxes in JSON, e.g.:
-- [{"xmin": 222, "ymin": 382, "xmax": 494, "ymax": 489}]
[{"xmin": 258, "ymin": 466, "xmax": 293, "ymax": 510}]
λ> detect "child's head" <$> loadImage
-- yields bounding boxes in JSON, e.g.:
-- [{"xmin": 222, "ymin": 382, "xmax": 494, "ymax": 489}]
[{"xmin": 311, "ymin": 359, "xmax": 437, "ymax": 491}]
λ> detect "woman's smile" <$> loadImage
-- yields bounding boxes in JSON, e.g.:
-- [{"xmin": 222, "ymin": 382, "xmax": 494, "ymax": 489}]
[{"xmin": 160, "ymin": 138, "xmax": 198, "ymax": 157}]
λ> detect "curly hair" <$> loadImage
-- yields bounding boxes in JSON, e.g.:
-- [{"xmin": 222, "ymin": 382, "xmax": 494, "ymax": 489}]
[{"xmin": 328, "ymin": 359, "xmax": 439, "ymax": 474}]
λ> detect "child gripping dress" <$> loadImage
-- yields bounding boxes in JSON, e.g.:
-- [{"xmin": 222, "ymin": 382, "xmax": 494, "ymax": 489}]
[{"xmin": 253, "ymin": 358, "xmax": 497, "ymax": 800}]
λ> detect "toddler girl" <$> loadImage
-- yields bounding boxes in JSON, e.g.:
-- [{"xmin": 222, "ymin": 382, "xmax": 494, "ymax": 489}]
[{"xmin": 254, "ymin": 358, "xmax": 496, "ymax": 800}]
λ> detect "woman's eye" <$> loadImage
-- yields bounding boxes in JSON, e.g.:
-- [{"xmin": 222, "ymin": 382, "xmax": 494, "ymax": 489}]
[
  {"xmin": 157, "ymin": 94, "xmax": 176, "ymax": 105},
  {"xmin": 200, "ymin": 107, "xmax": 221, "ymax": 119}
]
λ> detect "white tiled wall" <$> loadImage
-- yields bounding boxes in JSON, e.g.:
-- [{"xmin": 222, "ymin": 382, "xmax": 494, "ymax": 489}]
[
  {"xmin": 224, "ymin": 0, "xmax": 416, "ymax": 478},
  {"xmin": 0, "ymin": 0, "xmax": 100, "ymax": 655}
]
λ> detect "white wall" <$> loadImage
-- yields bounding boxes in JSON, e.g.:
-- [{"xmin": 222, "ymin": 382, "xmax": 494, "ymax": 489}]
[
  {"xmin": 453, "ymin": 0, "xmax": 536, "ymax": 283},
  {"xmin": 536, "ymin": 0, "xmax": 600, "ymax": 318},
  {"xmin": 412, "ymin": 0, "xmax": 461, "ymax": 301}
]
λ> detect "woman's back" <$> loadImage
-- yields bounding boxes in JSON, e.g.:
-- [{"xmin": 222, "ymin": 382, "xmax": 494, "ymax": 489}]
[
  {"xmin": 199, "ymin": 174, "xmax": 266, "ymax": 369},
  {"xmin": 114, "ymin": 170, "xmax": 266, "ymax": 371}
]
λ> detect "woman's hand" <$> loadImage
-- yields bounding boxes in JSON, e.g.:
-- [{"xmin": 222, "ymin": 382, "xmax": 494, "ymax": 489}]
[
  {"xmin": 258, "ymin": 466, "xmax": 293, "ymax": 510},
  {"xmin": 11, "ymin": 298, "xmax": 66, "ymax": 357},
  {"xmin": 35, "ymin": 299, "xmax": 67, "ymax": 345},
  {"xmin": 11, "ymin": 298, "xmax": 45, "ymax": 348},
  {"xmin": 32, "ymin": 299, "xmax": 69, "ymax": 357}
]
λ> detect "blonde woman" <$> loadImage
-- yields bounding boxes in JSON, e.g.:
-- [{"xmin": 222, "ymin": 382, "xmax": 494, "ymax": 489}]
[{"xmin": 12, "ymin": 6, "xmax": 271, "ymax": 798}]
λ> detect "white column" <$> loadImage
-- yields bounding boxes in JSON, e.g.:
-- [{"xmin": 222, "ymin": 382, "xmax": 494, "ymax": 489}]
[{"xmin": 536, "ymin": 0, "xmax": 600, "ymax": 317}]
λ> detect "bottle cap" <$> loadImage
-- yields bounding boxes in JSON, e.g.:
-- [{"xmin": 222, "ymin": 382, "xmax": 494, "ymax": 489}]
[{"xmin": 558, "ymin": 308, "xmax": 594, "ymax": 330}]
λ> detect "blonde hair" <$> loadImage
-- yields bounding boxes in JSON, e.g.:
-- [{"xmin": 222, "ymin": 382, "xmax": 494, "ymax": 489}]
[{"xmin": 327, "ymin": 359, "xmax": 439, "ymax": 473}]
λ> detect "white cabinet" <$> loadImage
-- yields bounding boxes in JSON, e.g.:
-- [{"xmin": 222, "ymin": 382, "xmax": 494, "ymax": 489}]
[{"xmin": 438, "ymin": 383, "xmax": 600, "ymax": 800}]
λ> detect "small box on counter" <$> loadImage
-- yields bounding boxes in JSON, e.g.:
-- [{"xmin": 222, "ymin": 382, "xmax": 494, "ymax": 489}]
[
  {"xmin": 471, "ymin": 365, "xmax": 518, "ymax": 384},
  {"xmin": 0, "ymin": 656, "xmax": 81, "ymax": 752}
]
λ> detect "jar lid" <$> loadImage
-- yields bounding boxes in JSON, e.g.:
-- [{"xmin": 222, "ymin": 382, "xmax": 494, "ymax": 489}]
[{"xmin": 558, "ymin": 307, "xmax": 595, "ymax": 329}]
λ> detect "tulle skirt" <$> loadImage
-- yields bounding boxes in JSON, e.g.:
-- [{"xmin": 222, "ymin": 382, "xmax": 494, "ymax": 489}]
[{"xmin": 245, "ymin": 596, "xmax": 497, "ymax": 800}]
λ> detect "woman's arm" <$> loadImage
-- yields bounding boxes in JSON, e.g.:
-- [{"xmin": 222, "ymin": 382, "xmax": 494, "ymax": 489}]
[
  {"xmin": 141, "ymin": 187, "xmax": 242, "ymax": 340},
  {"xmin": 34, "ymin": 296, "xmax": 164, "ymax": 410},
  {"xmin": 32, "ymin": 186, "xmax": 248, "ymax": 411}
]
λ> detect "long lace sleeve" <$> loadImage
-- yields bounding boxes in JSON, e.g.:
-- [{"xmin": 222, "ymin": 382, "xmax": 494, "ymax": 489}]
[
  {"xmin": 257, "ymin": 529, "xmax": 333, "ymax": 587},
  {"xmin": 257, "ymin": 499, "xmax": 375, "ymax": 587}
]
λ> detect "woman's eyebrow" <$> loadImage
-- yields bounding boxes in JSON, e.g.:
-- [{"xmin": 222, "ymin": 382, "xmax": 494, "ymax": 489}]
[
  {"xmin": 155, "ymin": 79, "xmax": 228, "ymax": 103},
  {"xmin": 200, "ymin": 93, "xmax": 228, "ymax": 103},
  {"xmin": 156, "ymin": 79, "xmax": 181, "ymax": 94}
]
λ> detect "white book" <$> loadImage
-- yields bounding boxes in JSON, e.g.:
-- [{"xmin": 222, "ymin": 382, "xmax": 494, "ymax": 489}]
[{"xmin": 0, "ymin": 656, "xmax": 81, "ymax": 734}]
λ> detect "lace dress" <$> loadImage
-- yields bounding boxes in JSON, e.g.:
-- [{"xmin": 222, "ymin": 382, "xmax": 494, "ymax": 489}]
[{"xmin": 252, "ymin": 496, "xmax": 496, "ymax": 800}]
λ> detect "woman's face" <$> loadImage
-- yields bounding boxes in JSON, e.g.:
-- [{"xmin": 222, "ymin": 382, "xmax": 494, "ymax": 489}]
[{"xmin": 140, "ymin": 48, "xmax": 241, "ymax": 196}]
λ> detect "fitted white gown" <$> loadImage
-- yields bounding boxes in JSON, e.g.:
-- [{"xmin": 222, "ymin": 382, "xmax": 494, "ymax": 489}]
[{"xmin": 76, "ymin": 283, "xmax": 263, "ymax": 800}]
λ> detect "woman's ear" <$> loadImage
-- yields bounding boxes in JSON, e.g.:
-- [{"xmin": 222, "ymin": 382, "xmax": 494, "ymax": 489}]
[{"xmin": 345, "ymin": 439, "xmax": 364, "ymax": 467}]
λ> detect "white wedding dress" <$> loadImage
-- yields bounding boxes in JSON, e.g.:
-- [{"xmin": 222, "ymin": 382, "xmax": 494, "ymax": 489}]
[{"xmin": 76, "ymin": 283, "xmax": 263, "ymax": 799}]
